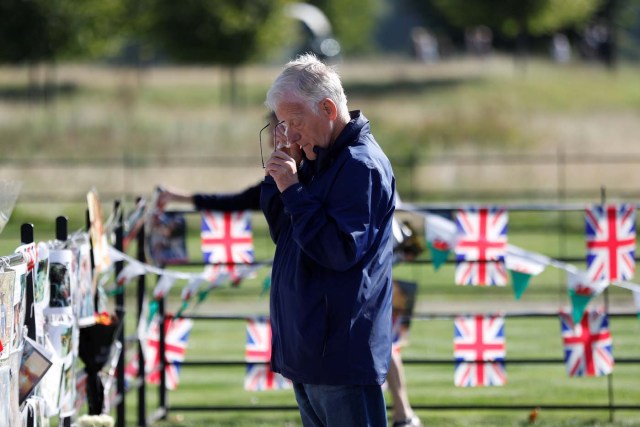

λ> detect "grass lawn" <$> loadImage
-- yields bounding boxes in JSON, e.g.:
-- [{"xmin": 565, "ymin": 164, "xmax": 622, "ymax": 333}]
[{"xmin": 97, "ymin": 208, "xmax": 639, "ymax": 427}]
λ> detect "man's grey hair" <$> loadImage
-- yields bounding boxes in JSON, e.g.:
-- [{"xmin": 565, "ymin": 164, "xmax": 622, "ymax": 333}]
[{"xmin": 266, "ymin": 54, "xmax": 349, "ymax": 121}]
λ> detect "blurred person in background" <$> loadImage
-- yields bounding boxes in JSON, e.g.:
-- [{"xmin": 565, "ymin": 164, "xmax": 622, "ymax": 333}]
[{"xmin": 388, "ymin": 220, "xmax": 425, "ymax": 427}]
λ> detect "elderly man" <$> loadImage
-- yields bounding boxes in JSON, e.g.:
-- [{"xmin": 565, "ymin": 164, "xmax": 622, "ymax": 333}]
[{"xmin": 261, "ymin": 54, "xmax": 396, "ymax": 427}]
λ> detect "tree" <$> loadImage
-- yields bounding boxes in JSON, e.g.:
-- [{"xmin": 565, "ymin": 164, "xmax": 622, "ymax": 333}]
[
  {"xmin": 147, "ymin": 0, "xmax": 285, "ymax": 65},
  {"xmin": 427, "ymin": 0, "xmax": 601, "ymax": 37},
  {"xmin": 308, "ymin": 0, "xmax": 380, "ymax": 55},
  {"xmin": 0, "ymin": 0, "xmax": 126, "ymax": 102},
  {"xmin": 410, "ymin": 0, "xmax": 602, "ymax": 59},
  {"xmin": 0, "ymin": 0, "xmax": 126, "ymax": 63},
  {"xmin": 145, "ymin": 0, "xmax": 287, "ymax": 104}
]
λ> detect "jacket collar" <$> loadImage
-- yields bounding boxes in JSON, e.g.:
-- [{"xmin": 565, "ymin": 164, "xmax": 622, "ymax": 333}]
[{"xmin": 307, "ymin": 110, "xmax": 368, "ymax": 174}]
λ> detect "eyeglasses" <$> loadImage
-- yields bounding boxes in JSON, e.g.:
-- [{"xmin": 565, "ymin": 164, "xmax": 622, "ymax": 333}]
[{"xmin": 259, "ymin": 120, "xmax": 285, "ymax": 168}]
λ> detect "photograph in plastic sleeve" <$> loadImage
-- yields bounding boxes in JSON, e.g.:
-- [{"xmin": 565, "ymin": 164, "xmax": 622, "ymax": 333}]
[
  {"xmin": 19, "ymin": 336, "xmax": 53, "ymax": 405},
  {"xmin": 148, "ymin": 211, "xmax": 189, "ymax": 266},
  {"xmin": 58, "ymin": 358, "xmax": 77, "ymax": 417},
  {"xmin": 0, "ymin": 364, "xmax": 11, "ymax": 427},
  {"xmin": 35, "ymin": 242, "xmax": 50, "ymax": 307},
  {"xmin": 48, "ymin": 249, "xmax": 74, "ymax": 311},
  {"xmin": 100, "ymin": 341, "xmax": 122, "ymax": 414},
  {"xmin": 11, "ymin": 261, "xmax": 27, "ymax": 350},
  {"xmin": 0, "ymin": 270, "xmax": 15, "ymax": 359},
  {"xmin": 10, "ymin": 351, "xmax": 21, "ymax": 427},
  {"xmin": 77, "ymin": 243, "xmax": 96, "ymax": 327},
  {"xmin": 39, "ymin": 347, "xmax": 62, "ymax": 417},
  {"xmin": 46, "ymin": 315, "xmax": 74, "ymax": 361}
]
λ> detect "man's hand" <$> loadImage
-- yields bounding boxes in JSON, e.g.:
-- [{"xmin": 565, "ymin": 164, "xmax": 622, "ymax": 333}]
[{"xmin": 265, "ymin": 150, "xmax": 299, "ymax": 193}]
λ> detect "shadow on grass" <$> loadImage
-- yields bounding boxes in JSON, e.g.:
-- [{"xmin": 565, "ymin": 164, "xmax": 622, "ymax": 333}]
[
  {"xmin": 343, "ymin": 76, "xmax": 481, "ymax": 98},
  {"xmin": 0, "ymin": 82, "xmax": 77, "ymax": 102}
]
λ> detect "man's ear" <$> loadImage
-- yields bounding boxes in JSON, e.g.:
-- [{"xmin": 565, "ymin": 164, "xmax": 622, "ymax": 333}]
[{"xmin": 320, "ymin": 98, "xmax": 338, "ymax": 120}]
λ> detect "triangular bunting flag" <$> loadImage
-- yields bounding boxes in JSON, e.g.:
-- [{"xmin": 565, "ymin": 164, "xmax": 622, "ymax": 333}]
[
  {"xmin": 567, "ymin": 270, "xmax": 608, "ymax": 325},
  {"xmin": 116, "ymin": 262, "xmax": 147, "ymax": 287},
  {"xmin": 181, "ymin": 276, "xmax": 207, "ymax": 302},
  {"xmin": 152, "ymin": 275, "xmax": 177, "ymax": 300},
  {"xmin": 425, "ymin": 214, "xmax": 457, "ymax": 271},
  {"xmin": 509, "ymin": 271, "xmax": 531, "ymax": 300},
  {"xmin": 505, "ymin": 246, "xmax": 548, "ymax": 300},
  {"xmin": 427, "ymin": 241, "xmax": 450, "ymax": 271}
]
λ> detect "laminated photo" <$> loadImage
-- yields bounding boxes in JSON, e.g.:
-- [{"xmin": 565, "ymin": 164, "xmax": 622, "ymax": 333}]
[
  {"xmin": 35, "ymin": 242, "xmax": 50, "ymax": 307},
  {"xmin": 45, "ymin": 314, "xmax": 74, "ymax": 361},
  {"xmin": 58, "ymin": 357, "xmax": 76, "ymax": 417},
  {"xmin": 34, "ymin": 242, "xmax": 50, "ymax": 345},
  {"xmin": 76, "ymin": 242, "xmax": 96, "ymax": 327},
  {"xmin": 10, "ymin": 261, "xmax": 27, "ymax": 351},
  {"xmin": 39, "ymin": 337, "xmax": 62, "ymax": 417},
  {"xmin": 0, "ymin": 363, "xmax": 11, "ymax": 427},
  {"xmin": 19, "ymin": 336, "xmax": 53, "ymax": 405},
  {"xmin": 0, "ymin": 270, "xmax": 15, "ymax": 360},
  {"xmin": 48, "ymin": 249, "xmax": 74, "ymax": 313},
  {"xmin": 10, "ymin": 350, "xmax": 21, "ymax": 427}
]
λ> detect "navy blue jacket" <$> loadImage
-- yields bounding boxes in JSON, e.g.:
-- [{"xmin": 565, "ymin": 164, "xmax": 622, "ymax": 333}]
[{"xmin": 260, "ymin": 111, "xmax": 396, "ymax": 385}]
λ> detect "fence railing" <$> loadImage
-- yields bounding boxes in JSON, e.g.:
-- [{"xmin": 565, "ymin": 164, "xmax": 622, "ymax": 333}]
[{"xmin": 144, "ymin": 199, "xmax": 640, "ymax": 424}]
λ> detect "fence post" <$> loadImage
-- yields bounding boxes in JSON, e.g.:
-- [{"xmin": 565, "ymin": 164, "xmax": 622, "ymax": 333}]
[
  {"xmin": 54, "ymin": 217, "xmax": 72, "ymax": 427},
  {"xmin": 23, "ymin": 218, "xmax": 35, "ymax": 427},
  {"xmin": 158, "ymin": 295, "xmax": 168, "ymax": 420},
  {"xmin": 136, "ymin": 198, "xmax": 147, "ymax": 427},
  {"xmin": 113, "ymin": 200, "xmax": 126, "ymax": 427}
]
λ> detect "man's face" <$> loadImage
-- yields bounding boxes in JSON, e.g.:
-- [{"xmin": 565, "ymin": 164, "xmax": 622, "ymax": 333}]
[{"xmin": 275, "ymin": 99, "xmax": 332, "ymax": 161}]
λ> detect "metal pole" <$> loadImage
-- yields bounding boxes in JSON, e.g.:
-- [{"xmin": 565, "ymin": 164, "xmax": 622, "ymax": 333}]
[
  {"xmin": 158, "ymin": 296, "xmax": 168, "ymax": 419},
  {"xmin": 114, "ymin": 200, "xmax": 126, "ymax": 427},
  {"xmin": 54, "ymin": 217, "xmax": 72, "ymax": 427},
  {"xmin": 136, "ymin": 198, "xmax": 147, "ymax": 426}
]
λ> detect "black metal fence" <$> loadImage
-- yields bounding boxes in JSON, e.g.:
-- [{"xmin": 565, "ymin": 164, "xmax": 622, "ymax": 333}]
[{"xmin": 140, "ymin": 199, "xmax": 640, "ymax": 425}]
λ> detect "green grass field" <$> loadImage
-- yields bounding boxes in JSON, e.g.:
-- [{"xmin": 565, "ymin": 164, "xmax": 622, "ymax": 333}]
[{"xmin": 100, "ymin": 208, "xmax": 640, "ymax": 427}]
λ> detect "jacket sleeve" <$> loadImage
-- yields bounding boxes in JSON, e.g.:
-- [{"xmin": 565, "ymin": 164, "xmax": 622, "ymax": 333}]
[
  {"xmin": 260, "ymin": 176, "xmax": 287, "ymax": 243},
  {"xmin": 281, "ymin": 160, "xmax": 393, "ymax": 271},
  {"xmin": 193, "ymin": 183, "xmax": 261, "ymax": 211}
]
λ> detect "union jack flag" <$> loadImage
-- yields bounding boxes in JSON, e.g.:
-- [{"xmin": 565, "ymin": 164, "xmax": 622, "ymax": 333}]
[
  {"xmin": 560, "ymin": 309, "xmax": 614, "ymax": 377},
  {"xmin": 244, "ymin": 317, "xmax": 290, "ymax": 391},
  {"xmin": 201, "ymin": 211, "xmax": 254, "ymax": 272},
  {"xmin": 585, "ymin": 204, "xmax": 636, "ymax": 282},
  {"xmin": 455, "ymin": 208, "xmax": 508, "ymax": 286},
  {"xmin": 140, "ymin": 316, "xmax": 193, "ymax": 390},
  {"xmin": 453, "ymin": 314, "xmax": 506, "ymax": 387},
  {"xmin": 455, "ymin": 261, "xmax": 507, "ymax": 286}
]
